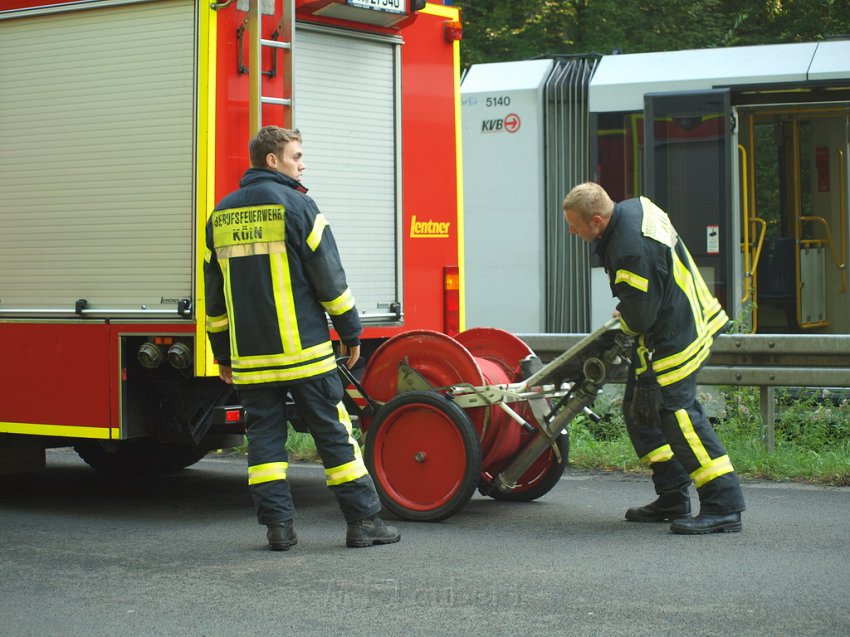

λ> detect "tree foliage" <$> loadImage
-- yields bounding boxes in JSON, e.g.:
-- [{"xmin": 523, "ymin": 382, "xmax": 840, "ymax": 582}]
[{"xmin": 452, "ymin": 0, "xmax": 850, "ymax": 69}]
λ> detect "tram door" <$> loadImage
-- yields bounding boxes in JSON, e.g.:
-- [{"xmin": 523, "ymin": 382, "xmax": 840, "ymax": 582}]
[
  {"xmin": 644, "ymin": 89, "xmax": 733, "ymax": 312},
  {"xmin": 737, "ymin": 107, "xmax": 849, "ymax": 334}
]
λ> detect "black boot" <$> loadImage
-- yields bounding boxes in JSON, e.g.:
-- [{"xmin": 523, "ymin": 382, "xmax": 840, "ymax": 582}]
[
  {"xmin": 346, "ymin": 515, "xmax": 401, "ymax": 548},
  {"xmin": 625, "ymin": 490, "xmax": 691, "ymax": 522},
  {"xmin": 670, "ymin": 511, "xmax": 742, "ymax": 534},
  {"xmin": 266, "ymin": 520, "xmax": 297, "ymax": 551}
]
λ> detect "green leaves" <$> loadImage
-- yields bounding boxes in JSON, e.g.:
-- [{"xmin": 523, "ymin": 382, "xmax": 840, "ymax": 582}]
[{"xmin": 453, "ymin": 0, "xmax": 850, "ymax": 69}]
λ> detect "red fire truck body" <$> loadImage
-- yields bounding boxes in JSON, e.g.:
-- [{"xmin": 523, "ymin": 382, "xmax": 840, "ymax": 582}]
[{"xmin": 0, "ymin": 0, "xmax": 463, "ymax": 473}]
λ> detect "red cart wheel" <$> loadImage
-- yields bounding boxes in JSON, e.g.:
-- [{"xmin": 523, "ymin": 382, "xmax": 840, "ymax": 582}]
[
  {"xmin": 365, "ymin": 390, "xmax": 482, "ymax": 521},
  {"xmin": 481, "ymin": 432, "xmax": 570, "ymax": 502}
]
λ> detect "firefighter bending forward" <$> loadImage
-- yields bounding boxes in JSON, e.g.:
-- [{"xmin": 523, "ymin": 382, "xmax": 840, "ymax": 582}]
[
  {"xmin": 563, "ymin": 182, "xmax": 746, "ymax": 534},
  {"xmin": 204, "ymin": 126, "xmax": 399, "ymax": 550}
]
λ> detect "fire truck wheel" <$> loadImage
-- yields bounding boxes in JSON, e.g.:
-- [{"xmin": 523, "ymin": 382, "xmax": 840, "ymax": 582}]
[
  {"xmin": 482, "ymin": 432, "xmax": 570, "ymax": 502},
  {"xmin": 365, "ymin": 390, "xmax": 482, "ymax": 522},
  {"xmin": 73, "ymin": 439, "xmax": 207, "ymax": 475}
]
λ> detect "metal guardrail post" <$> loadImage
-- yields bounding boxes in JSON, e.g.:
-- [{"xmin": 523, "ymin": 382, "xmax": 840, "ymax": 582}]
[{"xmin": 760, "ymin": 386, "xmax": 776, "ymax": 453}]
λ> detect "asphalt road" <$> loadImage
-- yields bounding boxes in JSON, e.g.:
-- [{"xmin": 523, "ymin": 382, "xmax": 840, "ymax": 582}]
[{"xmin": 1, "ymin": 448, "xmax": 848, "ymax": 637}]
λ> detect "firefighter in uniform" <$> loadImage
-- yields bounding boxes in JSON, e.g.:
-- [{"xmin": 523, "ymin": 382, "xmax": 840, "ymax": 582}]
[
  {"xmin": 563, "ymin": 182, "xmax": 745, "ymax": 534},
  {"xmin": 204, "ymin": 125, "xmax": 400, "ymax": 550}
]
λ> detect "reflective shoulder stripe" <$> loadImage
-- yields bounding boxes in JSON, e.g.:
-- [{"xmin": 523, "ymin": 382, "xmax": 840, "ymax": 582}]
[
  {"xmin": 322, "ymin": 288, "xmax": 355, "ymax": 316},
  {"xmin": 615, "ymin": 269, "xmax": 649, "ymax": 293},
  {"xmin": 306, "ymin": 213, "xmax": 328, "ymax": 252},
  {"xmin": 248, "ymin": 461, "xmax": 288, "ymax": 485},
  {"xmin": 639, "ymin": 197, "xmax": 677, "ymax": 248}
]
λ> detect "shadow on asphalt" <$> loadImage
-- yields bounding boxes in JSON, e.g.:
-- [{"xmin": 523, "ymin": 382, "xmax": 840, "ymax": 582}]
[{"xmin": 0, "ymin": 451, "xmax": 334, "ymax": 523}]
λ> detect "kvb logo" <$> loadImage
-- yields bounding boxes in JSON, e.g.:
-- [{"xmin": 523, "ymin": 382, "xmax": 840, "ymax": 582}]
[{"xmin": 481, "ymin": 113, "xmax": 521, "ymax": 134}]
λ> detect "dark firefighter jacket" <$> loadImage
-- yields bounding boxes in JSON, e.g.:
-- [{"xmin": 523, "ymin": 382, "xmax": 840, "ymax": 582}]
[
  {"xmin": 594, "ymin": 197, "xmax": 729, "ymax": 387},
  {"xmin": 204, "ymin": 168, "xmax": 362, "ymax": 386}
]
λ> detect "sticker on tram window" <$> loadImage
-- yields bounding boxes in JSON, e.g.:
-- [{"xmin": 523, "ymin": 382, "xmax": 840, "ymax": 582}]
[{"xmin": 347, "ymin": 0, "xmax": 406, "ymax": 14}]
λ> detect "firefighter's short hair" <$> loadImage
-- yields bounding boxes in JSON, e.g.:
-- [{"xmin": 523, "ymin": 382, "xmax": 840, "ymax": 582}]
[
  {"xmin": 562, "ymin": 182, "xmax": 615, "ymax": 222},
  {"xmin": 250, "ymin": 125, "xmax": 302, "ymax": 168}
]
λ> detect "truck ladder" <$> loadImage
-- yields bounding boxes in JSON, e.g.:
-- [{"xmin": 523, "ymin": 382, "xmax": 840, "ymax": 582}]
[{"xmin": 247, "ymin": 0, "xmax": 294, "ymax": 133}]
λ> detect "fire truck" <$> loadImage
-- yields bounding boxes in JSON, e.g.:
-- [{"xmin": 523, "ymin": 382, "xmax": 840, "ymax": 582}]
[{"xmin": 0, "ymin": 0, "xmax": 464, "ymax": 474}]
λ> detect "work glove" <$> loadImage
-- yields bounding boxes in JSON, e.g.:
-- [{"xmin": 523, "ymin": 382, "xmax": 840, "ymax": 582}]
[{"xmin": 628, "ymin": 376, "xmax": 663, "ymax": 429}]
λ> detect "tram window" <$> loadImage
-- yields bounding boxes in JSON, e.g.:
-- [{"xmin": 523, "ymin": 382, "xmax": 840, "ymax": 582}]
[{"xmin": 593, "ymin": 112, "xmax": 643, "ymax": 202}]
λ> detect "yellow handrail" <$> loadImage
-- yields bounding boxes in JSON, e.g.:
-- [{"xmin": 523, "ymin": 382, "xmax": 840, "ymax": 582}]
[{"xmin": 742, "ymin": 218, "xmax": 767, "ymax": 303}]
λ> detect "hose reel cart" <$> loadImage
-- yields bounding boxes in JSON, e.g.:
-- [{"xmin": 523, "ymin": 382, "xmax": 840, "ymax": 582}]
[{"xmin": 341, "ymin": 319, "xmax": 632, "ymax": 521}]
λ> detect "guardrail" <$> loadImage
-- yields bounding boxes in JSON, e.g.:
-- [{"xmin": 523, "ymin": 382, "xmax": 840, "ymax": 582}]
[{"xmin": 517, "ymin": 332, "xmax": 850, "ymax": 451}]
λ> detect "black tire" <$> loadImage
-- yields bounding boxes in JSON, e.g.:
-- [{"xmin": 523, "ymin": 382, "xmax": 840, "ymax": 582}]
[
  {"xmin": 365, "ymin": 390, "xmax": 482, "ymax": 521},
  {"xmin": 485, "ymin": 432, "xmax": 570, "ymax": 502},
  {"xmin": 74, "ymin": 439, "xmax": 207, "ymax": 475}
]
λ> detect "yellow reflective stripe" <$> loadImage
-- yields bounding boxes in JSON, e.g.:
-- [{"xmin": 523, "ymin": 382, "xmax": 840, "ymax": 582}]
[
  {"xmin": 337, "ymin": 401, "xmax": 364, "ymax": 463},
  {"xmin": 683, "ymin": 243, "xmax": 719, "ymax": 319},
  {"xmin": 270, "ymin": 251, "xmax": 300, "ymax": 354},
  {"xmin": 325, "ymin": 458, "xmax": 368, "ymax": 486},
  {"xmin": 211, "ymin": 205, "xmax": 285, "ymax": 248},
  {"xmin": 634, "ymin": 338, "xmax": 650, "ymax": 375},
  {"xmin": 691, "ymin": 454, "xmax": 734, "ymax": 488},
  {"xmin": 674, "ymin": 408, "xmax": 711, "ymax": 466},
  {"xmin": 204, "ymin": 247, "xmax": 213, "ymax": 263},
  {"xmin": 216, "ymin": 241, "xmax": 286, "ymax": 259},
  {"xmin": 651, "ymin": 248, "xmax": 730, "ymax": 386},
  {"xmin": 656, "ymin": 343, "xmax": 712, "ymax": 386},
  {"xmin": 322, "ymin": 288, "xmax": 355, "ymax": 316},
  {"xmin": 234, "ymin": 341, "xmax": 334, "ymax": 369},
  {"xmin": 206, "ymin": 313, "xmax": 229, "ymax": 333},
  {"xmin": 233, "ymin": 356, "xmax": 337, "ymax": 384},
  {"xmin": 705, "ymin": 308, "xmax": 729, "ymax": 337},
  {"xmin": 221, "ymin": 258, "xmax": 237, "ymax": 358},
  {"xmin": 306, "ymin": 213, "xmax": 328, "ymax": 252},
  {"xmin": 653, "ymin": 334, "xmax": 706, "ymax": 373},
  {"xmin": 323, "ymin": 402, "xmax": 366, "ymax": 486},
  {"xmin": 614, "ymin": 269, "xmax": 649, "ymax": 292},
  {"xmin": 248, "ymin": 461, "xmax": 288, "ymax": 485},
  {"xmin": 639, "ymin": 197, "xmax": 678, "ymax": 247},
  {"xmin": 619, "ymin": 315, "xmax": 640, "ymax": 336},
  {"xmin": 640, "ymin": 444, "xmax": 674, "ymax": 465}
]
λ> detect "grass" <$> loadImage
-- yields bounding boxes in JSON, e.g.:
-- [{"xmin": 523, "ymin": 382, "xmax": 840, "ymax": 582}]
[
  {"xmin": 233, "ymin": 387, "xmax": 849, "ymax": 487},
  {"xmin": 568, "ymin": 385, "xmax": 850, "ymax": 486}
]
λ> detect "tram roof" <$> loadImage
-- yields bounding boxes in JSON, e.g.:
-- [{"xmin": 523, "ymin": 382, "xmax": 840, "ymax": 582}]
[{"xmin": 589, "ymin": 40, "xmax": 850, "ymax": 113}]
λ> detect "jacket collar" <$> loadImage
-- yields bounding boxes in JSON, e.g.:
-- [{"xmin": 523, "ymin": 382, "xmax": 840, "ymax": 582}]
[
  {"xmin": 240, "ymin": 168, "xmax": 309, "ymax": 193},
  {"xmin": 594, "ymin": 204, "xmax": 622, "ymax": 259}
]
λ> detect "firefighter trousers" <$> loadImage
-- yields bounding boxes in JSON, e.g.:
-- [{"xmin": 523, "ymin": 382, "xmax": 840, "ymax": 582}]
[
  {"xmin": 239, "ymin": 371, "xmax": 382, "ymax": 525},
  {"xmin": 623, "ymin": 362, "xmax": 746, "ymax": 515}
]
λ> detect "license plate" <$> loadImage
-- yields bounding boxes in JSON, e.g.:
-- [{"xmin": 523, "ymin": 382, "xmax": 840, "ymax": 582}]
[{"xmin": 347, "ymin": 0, "xmax": 406, "ymax": 15}]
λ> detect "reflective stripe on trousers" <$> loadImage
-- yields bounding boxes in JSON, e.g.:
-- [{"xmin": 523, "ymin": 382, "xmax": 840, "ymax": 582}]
[
  {"xmin": 240, "ymin": 372, "xmax": 381, "ymax": 525},
  {"xmin": 624, "ymin": 361, "xmax": 745, "ymax": 513}
]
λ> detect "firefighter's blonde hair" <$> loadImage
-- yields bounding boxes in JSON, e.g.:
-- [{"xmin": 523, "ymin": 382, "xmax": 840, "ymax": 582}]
[
  {"xmin": 563, "ymin": 182, "xmax": 615, "ymax": 222},
  {"xmin": 249, "ymin": 126, "xmax": 302, "ymax": 168}
]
